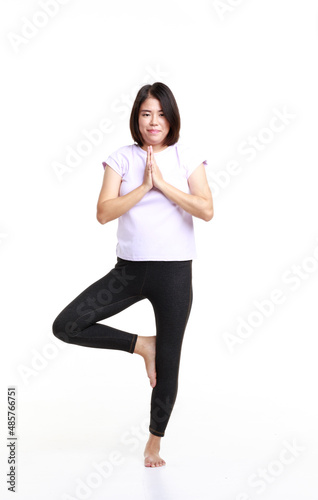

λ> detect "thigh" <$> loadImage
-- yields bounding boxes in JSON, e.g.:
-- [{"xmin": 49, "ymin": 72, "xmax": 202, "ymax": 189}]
[
  {"xmin": 146, "ymin": 261, "xmax": 193, "ymax": 355},
  {"xmin": 53, "ymin": 258, "xmax": 147, "ymax": 335}
]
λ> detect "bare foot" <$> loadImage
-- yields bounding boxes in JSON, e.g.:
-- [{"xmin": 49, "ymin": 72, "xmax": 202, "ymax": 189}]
[
  {"xmin": 134, "ymin": 335, "xmax": 157, "ymax": 388},
  {"xmin": 144, "ymin": 434, "xmax": 166, "ymax": 467}
]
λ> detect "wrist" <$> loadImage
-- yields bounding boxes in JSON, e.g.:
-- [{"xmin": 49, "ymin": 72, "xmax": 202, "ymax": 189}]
[
  {"xmin": 141, "ymin": 183, "xmax": 151, "ymax": 194},
  {"xmin": 157, "ymin": 179, "xmax": 167, "ymax": 192}
]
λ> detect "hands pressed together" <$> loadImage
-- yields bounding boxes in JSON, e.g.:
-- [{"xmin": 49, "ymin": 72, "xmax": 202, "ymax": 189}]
[{"xmin": 143, "ymin": 145, "xmax": 165, "ymax": 192}]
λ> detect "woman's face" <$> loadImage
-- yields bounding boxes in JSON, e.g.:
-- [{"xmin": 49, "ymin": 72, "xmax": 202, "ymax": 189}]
[{"xmin": 138, "ymin": 97, "xmax": 170, "ymax": 150}]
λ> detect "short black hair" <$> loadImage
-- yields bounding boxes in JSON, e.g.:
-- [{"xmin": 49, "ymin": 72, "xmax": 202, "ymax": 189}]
[{"xmin": 130, "ymin": 82, "xmax": 181, "ymax": 147}]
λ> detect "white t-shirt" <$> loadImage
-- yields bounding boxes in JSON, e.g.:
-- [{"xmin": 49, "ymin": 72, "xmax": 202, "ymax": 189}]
[{"xmin": 103, "ymin": 142, "xmax": 208, "ymax": 261}]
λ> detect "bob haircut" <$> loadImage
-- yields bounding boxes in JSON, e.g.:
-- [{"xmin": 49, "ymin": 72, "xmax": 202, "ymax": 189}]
[{"xmin": 130, "ymin": 82, "xmax": 181, "ymax": 147}]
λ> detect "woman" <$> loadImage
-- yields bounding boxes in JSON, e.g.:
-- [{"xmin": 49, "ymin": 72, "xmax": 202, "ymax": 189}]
[{"xmin": 52, "ymin": 82, "xmax": 213, "ymax": 467}]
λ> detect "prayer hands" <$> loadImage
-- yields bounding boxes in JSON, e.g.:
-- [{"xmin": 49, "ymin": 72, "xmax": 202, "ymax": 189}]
[{"xmin": 146, "ymin": 145, "xmax": 165, "ymax": 190}]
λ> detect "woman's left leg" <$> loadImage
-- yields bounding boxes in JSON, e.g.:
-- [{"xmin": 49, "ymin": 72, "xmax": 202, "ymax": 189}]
[{"xmin": 143, "ymin": 260, "xmax": 193, "ymax": 438}]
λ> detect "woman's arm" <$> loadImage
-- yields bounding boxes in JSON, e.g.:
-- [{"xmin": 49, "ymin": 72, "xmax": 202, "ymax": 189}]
[
  {"xmin": 159, "ymin": 164, "xmax": 213, "ymax": 221},
  {"xmin": 96, "ymin": 163, "xmax": 152, "ymax": 224}
]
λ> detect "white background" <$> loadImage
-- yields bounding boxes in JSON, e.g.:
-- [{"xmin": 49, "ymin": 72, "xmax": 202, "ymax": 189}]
[{"xmin": 1, "ymin": 0, "xmax": 318, "ymax": 498}]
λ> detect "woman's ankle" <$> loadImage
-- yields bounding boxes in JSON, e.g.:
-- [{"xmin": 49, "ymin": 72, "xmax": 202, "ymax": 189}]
[
  {"xmin": 147, "ymin": 433, "xmax": 161, "ymax": 446},
  {"xmin": 134, "ymin": 335, "xmax": 145, "ymax": 356}
]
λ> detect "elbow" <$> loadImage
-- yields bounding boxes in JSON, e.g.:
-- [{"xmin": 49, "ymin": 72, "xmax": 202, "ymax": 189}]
[
  {"xmin": 97, "ymin": 215, "xmax": 106, "ymax": 225},
  {"xmin": 202, "ymin": 209, "xmax": 214, "ymax": 222},
  {"xmin": 197, "ymin": 197, "xmax": 214, "ymax": 222},
  {"xmin": 200, "ymin": 203, "xmax": 214, "ymax": 222},
  {"xmin": 96, "ymin": 209, "xmax": 108, "ymax": 225}
]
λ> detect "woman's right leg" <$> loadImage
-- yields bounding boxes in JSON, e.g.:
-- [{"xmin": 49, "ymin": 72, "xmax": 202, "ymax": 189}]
[{"xmin": 52, "ymin": 258, "xmax": 148, "ymax": 354}]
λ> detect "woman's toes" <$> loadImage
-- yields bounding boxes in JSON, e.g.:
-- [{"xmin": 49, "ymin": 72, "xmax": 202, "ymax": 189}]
[{"xmin": 144, "ymin": 452, "xmax": 166, "ymax": 467}]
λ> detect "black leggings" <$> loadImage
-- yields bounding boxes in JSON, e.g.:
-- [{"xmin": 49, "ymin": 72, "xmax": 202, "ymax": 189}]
[{"xmin": 52, "ymin": 257, "xmax": 193, "ymax": 437}]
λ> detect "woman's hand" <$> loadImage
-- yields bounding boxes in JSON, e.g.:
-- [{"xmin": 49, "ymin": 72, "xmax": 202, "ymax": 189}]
[
  {"xmin": 142, "ymin": 147, "xmax": 154, "ymax": 191},
  {"xmin": 148, "ymin": 145, "xmax": 165, "ymax": 190}
]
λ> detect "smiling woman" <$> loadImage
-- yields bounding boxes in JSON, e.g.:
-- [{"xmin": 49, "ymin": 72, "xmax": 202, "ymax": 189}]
[
  {"xmin": 52, "ymin": 81, "xmax": 213, "ymax": 468},
  {"xmin": 130, "ymin": 82, "xmax": 180, "ymax": 151}
]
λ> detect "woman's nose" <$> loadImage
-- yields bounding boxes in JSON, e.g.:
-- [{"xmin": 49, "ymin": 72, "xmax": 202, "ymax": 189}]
[{"xmin": 150, "ymin": 115, "xmax": 158, "ymax": 125}]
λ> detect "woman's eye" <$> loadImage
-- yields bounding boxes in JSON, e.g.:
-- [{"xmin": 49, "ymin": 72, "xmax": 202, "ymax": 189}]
[{"xmin": 141, "ymin": 113, "xmax": 165, "ymax": 117}]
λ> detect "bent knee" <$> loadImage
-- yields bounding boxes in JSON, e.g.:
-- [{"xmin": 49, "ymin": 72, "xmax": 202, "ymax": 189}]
[
  {"xmin": 52, "ymin": 315, "xmax": 68, "ymax": 343},
  {"xmin": 52, "ymin": 314, "xmax": 80, "ymax": 343}
]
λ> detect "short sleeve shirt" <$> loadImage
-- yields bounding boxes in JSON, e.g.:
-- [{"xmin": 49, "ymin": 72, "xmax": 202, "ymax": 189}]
[{"xmin": 102, "ymin": 142, "xmax": 208, "ymax": 261}]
